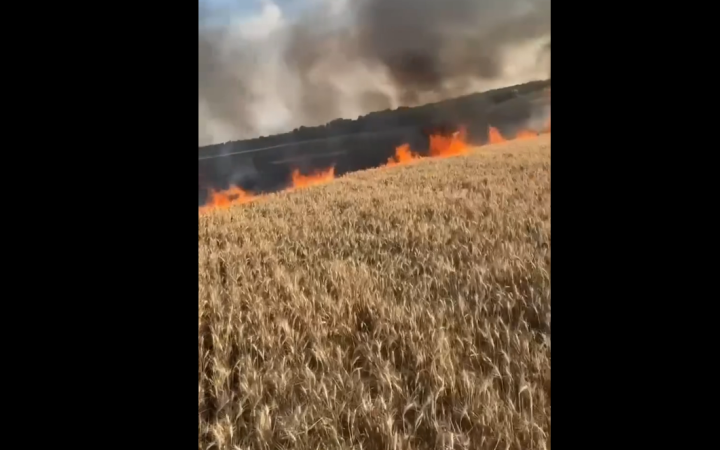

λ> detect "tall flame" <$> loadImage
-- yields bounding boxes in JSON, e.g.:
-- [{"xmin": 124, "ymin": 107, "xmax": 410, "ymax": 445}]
[
  {"xmin": 290, "ymin": 166, "xmax": 336, "ymax": 189},
  {"xmin": 488, "ymin": 126, "xmax": 506, "ymax": 144},
  {"xmin": 429, "ymin": 127, "xmax": 469, "ymax": 158},
  {"xmin": 199, "ymin": 118, "xmax": 551, "ymax": 215},
  {"xmin": 387, "ymin": 143, "xmax": 421, "ymax": 166},
  {"xmin": 198, "ymin": 185, "xmax": 256, "ymax": 215}
]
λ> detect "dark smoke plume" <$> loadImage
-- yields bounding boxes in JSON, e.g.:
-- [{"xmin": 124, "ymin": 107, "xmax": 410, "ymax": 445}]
[{"xmin": 198, "ymin": 0, "xmax": 550, "ymax": 146}]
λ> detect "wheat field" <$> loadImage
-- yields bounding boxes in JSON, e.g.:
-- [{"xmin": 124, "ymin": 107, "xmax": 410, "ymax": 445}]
[{"xmin": 199, "ymin": 135, "xmax": 551, "ymax": 450}]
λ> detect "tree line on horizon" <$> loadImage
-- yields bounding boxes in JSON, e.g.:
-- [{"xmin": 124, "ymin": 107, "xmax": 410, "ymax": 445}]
[{"xmin": 199, "ymin": 79, "xmax": 551, "ymax": 156}]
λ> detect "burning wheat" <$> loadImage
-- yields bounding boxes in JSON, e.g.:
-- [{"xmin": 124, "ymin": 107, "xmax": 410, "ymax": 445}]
[
  {"xmin": 200, "ymin": 123, "xmax": 549, "ymax": 215},
  {"xmin": 199, "ymin": 135, "xmax": 551, "ymax": 449}
]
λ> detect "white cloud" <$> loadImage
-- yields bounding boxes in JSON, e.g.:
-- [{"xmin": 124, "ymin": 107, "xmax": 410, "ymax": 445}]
[
  {"xmin": 316, "ymin": 0, "xmax": 350, "ymax": 17},
  {"xmin": 200, "ymin": 0, "xmax": 550, "ymax": 145},
  {"xmin": 230, "ymin": 0, "xmax": 285, "ymax": 41}
]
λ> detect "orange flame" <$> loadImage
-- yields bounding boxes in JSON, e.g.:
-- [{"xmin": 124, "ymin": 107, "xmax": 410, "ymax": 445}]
[
  {"xmin": 290, "ymin": 166, "xmax": 335, "ymax": 189},
  {"xmin": 384, "ymin": 121, "xmax": 551, "ymax": 171},
  {"xmin": 429, "ymin": 127, "xmax": 469, "ymax": 158},
  {"xmin": 488, "ymin": 123, "xmax": 551, "ymax": 143},
  {"xmin": 516, "ymin": 129, "xmax": 539, "ymax": 140},
  {"xmin": 387, "ymin": 143, "xmax": 421, "ymax": 166},
  {"xmin": 199, "ymin": 166, "xmax": 336, "ymax": 215},
  {"xmin": 199, "ymin": 116, "xmax": 552, "ymax": 215},
  {"xmin": 198, "ymin": 185, "xmax": 255, "ymax": 215},
  {"xmin": 488, "ymin": 126, "xmax": 506, "ymax": 144}
]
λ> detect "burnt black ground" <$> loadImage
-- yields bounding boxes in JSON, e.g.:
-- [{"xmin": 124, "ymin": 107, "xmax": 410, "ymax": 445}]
[{"xmin": 198, "ymin": 79, "xmax": 550, "ymax": 206}]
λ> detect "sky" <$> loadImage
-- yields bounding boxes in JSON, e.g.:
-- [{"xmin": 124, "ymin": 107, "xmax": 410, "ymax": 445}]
[
  {"xmin": 199, "ymin": 0, "xmax": 345, "ymax": 143},
  {"xmin": 202, "ymin": 0, "xmax": 309, "ymax": 24},
  {"xmin": 199, "ymin": 0, "xmax": 550, "ymax": 146},
  {"xmin": 200, "ymin": 0, "xmax": 349, "ymax": 41}
]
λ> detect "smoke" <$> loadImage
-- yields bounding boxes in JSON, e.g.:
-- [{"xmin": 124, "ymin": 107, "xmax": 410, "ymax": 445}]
[{"xmin": 199, "ymin": 0, "xmax": 550, "ymax": 146}]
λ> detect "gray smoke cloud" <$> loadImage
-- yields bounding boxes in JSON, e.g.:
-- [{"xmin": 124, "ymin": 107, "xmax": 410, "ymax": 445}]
[{"xmin": 199, "ymin": 0, "xmax": 550, "ymax": 146}]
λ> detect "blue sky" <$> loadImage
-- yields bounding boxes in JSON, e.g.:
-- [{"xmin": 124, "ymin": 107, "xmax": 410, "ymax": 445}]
[
  {"xmin": 203, "ymin": 0, "xmax": 307, "ymax": 20},
  {"xmin": 200, "ymin": 0, "xmax": 353, "ymax": 35}
]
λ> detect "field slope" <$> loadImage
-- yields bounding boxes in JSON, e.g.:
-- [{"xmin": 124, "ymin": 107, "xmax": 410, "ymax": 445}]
[{"xmin": 199, "ymin": 135, "xmax": 551, "ymax": 450}]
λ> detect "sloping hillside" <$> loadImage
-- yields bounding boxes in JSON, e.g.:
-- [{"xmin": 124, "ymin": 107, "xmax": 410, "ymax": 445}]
[
  {"xmin": 199, "ymin": 135, "xmax": 551, "ymax": 450},
  {"xmin": 198, "ymin": 80, "xmax": 550, "ymax": 204}
]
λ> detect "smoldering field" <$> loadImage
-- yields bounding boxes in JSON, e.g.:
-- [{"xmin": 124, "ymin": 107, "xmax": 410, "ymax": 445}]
[
  {"xmin": 199, "ymin": 0, "xmax": 551, "ymax": 146},
  {"xmin": 198, "ymin": 80, "xmax": 551, "ymax": 205},
  {"xmin": 199, "ymin": 136, "xmax": 551, "ymax": 449}
]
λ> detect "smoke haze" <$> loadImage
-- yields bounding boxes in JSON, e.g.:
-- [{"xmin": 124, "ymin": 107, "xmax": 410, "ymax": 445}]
[{"xmin": 198, "ymin": 0, "xmax": 550, "ymax": 146}]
